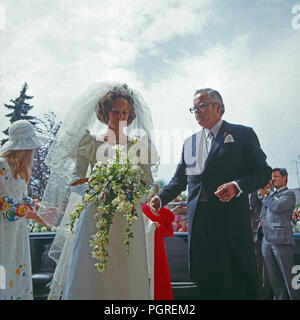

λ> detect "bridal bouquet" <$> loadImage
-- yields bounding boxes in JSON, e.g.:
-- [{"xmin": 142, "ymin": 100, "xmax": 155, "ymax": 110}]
[{"xmin": 68, "ymin": 139, "xmax": 154, "ymax": 272}]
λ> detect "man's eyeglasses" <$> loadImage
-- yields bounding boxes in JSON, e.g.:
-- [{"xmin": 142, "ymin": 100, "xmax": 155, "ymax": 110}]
[{"xmin": 189, "ymin": 102, "xmax": 217, "ymax": 113}]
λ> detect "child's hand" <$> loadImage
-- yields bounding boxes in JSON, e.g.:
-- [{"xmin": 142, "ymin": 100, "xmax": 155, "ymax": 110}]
[
  {"xmin": 25, "ymin": 210, "xmax": 49, "ymax": 229},
  {"xmin": 154, "ymin": 222, "xmax": 160, "ymax": 229}
]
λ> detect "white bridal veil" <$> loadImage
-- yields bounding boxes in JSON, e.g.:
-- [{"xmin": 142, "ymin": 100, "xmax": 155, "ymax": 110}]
[{"xmin": 39, "ymin": 81, "xmax": 159, "ymax": 299}]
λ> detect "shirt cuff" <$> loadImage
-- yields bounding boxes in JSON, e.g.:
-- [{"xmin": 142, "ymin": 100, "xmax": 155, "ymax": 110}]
[{"xmin": 232, "ymin": 181, "xmax": 243, "ymax": 197}]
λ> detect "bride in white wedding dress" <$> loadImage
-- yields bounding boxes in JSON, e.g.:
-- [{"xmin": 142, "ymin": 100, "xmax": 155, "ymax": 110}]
[{"xmin": 39, "ymin": 82, "xmax": 158, "ymax": 300}]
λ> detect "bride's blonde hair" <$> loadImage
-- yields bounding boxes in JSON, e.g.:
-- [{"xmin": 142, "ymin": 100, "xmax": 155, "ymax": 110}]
[{"xmin": 0, "ymin": 149, "xmax": 34, "ymax": 184}]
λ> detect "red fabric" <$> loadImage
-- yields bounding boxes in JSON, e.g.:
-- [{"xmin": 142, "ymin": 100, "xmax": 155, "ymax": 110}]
[
  {"xmin": 174, "ymin": 214, "xmax": 182, "ymax": 231},
  {"xmin": 178, "ymin": 226, "xmax": 188, "ymax": 232},
  {"xmin": 142, "ymin": 204, "xmax": 174, "ymax": 300}
]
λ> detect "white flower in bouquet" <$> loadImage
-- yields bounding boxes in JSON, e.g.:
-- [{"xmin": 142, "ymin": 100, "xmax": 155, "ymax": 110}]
[
  {"xmin": 68, "ymin": 139, "xmax": 153, "ymax": 272},
  {"xmin": 130, "ymin": 165, "xmax": 140, "ymax": 174}
]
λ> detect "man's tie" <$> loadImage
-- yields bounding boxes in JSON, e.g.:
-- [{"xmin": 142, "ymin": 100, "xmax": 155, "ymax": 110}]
[
  {"xmin": 205, "ymin": 131, "xmax": 214, "ymax": 156},
  {"xmin": 199, "ymin": 130, "xmax": 214, "ymax": 201},
  {"xmin": 271, "ymin": 190, "xmax": 277, "ymax": 197},
  {"xmin": 201, "ymin": 131, "xmax": 214, "ymax": 173}
]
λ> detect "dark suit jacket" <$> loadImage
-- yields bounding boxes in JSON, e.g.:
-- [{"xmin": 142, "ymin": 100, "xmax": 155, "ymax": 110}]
[
  {"xmin": 249, "ymin": 192, "xmax": 264, "ymax": 242},
  {"xmin": 158, "ymin": 120, "xmax": 272, "ymax": 285},
  {"xmin": 262, "ymin": 187, "xmax": 296, "ymax": 245}
]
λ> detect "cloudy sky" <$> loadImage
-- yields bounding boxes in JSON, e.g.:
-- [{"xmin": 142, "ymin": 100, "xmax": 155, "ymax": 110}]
[{"xmin": 0, "ymin": 0, "xmax": 300, "ymax": 188}]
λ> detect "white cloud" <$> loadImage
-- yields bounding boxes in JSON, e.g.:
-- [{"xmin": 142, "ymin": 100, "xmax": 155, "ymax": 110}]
[
  {"xmin": 0, "ymin": 0, "xmax": 299, "ymax": 188},
  {"xmin": 0, "ymin": 0, "xmax": 213, "ymax": 118},
  {"xmin": 136, "ymin": 1, "xmax": 211, "ymax": 49},
  {"xmin": 143, "ymin": 30, "xmax": 300, "ymax": 187}
]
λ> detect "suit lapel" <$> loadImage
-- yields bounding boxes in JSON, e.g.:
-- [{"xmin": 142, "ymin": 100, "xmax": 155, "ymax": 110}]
[{"xmin": 203, "ymin": 120, "xmax": 230, "ymax": 172}]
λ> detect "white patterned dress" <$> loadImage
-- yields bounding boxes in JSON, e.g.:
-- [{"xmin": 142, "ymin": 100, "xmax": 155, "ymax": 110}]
[{"xmin": 0, "ymin": 157, "xmax": 33, "ymax": 300}]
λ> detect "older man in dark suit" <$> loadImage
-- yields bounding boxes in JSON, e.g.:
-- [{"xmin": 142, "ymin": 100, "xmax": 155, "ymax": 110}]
[
  {"xmin": 151, "ymin": 88, "xmax": 272, "ymax": 299},
  {"xmin": 261, "ymin": 168, "xmax": 297, "ymax": 300}
]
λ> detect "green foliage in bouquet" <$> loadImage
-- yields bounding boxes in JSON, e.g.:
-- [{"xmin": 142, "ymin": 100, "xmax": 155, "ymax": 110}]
[{"xmin": 68, "ymin": 139, "xmax": 154, "ymax": 272}]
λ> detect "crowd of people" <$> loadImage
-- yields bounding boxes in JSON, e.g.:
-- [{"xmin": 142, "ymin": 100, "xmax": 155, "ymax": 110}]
[
  {"xmin": 291, "ymin": 208, "xmax": 300, "ymax": 233},
  {"xmin": 165, "ymin": 194, "xmax": 188, "ymax": 233}
]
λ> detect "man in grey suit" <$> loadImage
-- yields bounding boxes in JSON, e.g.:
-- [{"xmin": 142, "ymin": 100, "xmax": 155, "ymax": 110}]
[{"xmin": 261, "ymin": 168, "xmax": 297, "ymax": 299}]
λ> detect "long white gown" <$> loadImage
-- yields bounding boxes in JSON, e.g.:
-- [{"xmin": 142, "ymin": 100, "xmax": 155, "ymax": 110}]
[
  {"xmin": 0, "ymin": 157, "xmax": 33, "ymax": 300},
  {"xmin": 61, "ymin": 131, "xmax": 154, "ymax": 300}
]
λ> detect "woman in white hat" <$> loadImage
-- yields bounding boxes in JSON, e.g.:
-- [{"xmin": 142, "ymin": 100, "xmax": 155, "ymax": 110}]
[{"xmin": 0, "ymin": 119, "xmax": 51, "ymax": 300}]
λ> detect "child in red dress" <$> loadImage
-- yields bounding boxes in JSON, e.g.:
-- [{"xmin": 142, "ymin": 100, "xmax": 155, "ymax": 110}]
[{"xmin": 142, "ymin": 204, "xmax": 174, "ymax": 300}]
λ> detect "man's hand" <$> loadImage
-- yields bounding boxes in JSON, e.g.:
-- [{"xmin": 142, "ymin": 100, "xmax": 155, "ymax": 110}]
[
  {"xmin": 260, "ymin": 188, "xmax": 269, "ymax": 198},
  {"xmin": 150, "ymin": 196, "xmax": 161, "ymax": 215},
  {"xmin": 215, "ymin": 182, "xmax": 238, "ymax": 202}
]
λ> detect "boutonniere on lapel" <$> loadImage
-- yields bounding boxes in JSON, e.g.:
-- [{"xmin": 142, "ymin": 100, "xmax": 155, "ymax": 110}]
[{"xmin": 223, "ymin": 132, "xmax": 235, "ymax": 143}]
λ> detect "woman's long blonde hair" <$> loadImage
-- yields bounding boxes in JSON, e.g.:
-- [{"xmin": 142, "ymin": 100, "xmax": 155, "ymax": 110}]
[{"xmin": 0, "ymin": 149, "xmax": 34, "ymax": 184}]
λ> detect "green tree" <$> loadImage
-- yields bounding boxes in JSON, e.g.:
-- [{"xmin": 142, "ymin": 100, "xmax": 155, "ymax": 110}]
[
  {"xmin": 1, "ymin": 82, "xmax": 37, "ymax": 145},
  {"xmin": 28, "ymin": 112, "xmax": 61, "ymax": 201}
]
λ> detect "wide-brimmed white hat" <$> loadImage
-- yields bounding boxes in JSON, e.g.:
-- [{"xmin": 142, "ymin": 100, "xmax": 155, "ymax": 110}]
[{"xmin": 0, "ymin": 120, "xmax": 49, "ymax": 153}]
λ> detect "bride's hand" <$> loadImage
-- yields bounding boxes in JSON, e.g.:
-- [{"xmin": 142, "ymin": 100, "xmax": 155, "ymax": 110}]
[
  {"xmin": 37, "ymin": 207, "xmax": 60, "ymax": 227},
  {"xmin": 71, "ymin": 178, "xmax": 89, "ymax": 186},
  {"xmin": 31, "ymin": 202, "xmax": 60, "ymax": 227}
]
